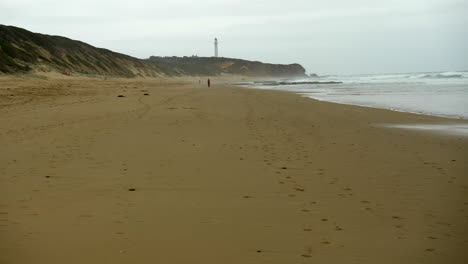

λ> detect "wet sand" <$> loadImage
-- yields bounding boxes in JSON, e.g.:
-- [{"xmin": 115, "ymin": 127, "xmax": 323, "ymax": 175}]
[{"xmin": 0, "ymin": 75, "xmax": 467, "ymax": 263}]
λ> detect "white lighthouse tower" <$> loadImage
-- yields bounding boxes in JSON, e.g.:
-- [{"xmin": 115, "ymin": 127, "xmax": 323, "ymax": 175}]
[{"xmin": 214, "ymin": 38, "xmax": 218, "ymax": 57}]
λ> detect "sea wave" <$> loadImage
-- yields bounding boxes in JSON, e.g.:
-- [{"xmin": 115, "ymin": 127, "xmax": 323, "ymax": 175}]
[
  {"xmin": 310, "ymin": 71, "xmax": 468, "ymax": 85},
  {"xmin": 414, "ymin": 72, "xmax": 467, "ymax": 79},
  {"xmin": 238, "ymin": 71, "xmax": 468, "ymax": 119}
]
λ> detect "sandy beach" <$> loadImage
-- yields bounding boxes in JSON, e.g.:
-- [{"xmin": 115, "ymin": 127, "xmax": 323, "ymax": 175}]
[{"xmin": 0, "ymin": 75, "xmax": 467, "ymax": 264}]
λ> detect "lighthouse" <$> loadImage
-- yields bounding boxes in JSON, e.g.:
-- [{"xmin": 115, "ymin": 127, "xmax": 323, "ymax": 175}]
[{"xmin": 214, "ymin": 38, "xmax": 218, "ymax": 57}]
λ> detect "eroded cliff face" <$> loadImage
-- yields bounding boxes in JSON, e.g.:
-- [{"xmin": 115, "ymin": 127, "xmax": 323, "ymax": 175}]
[
  {"xmin": 0, "ymin": 25, "xmax": 163, "ymax": 77},
  {"xmin": 0, "ymin": 25, "xmax": 307, "ymax": 78}
]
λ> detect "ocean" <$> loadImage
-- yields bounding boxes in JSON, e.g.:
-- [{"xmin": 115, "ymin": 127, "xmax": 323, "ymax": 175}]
[{"xmin": 238, "ymin": 71, "xmax": 468, "ymax": 120}]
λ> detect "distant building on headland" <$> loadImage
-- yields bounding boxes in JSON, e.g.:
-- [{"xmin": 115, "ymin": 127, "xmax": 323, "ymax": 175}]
[{"xmin": 214, "ymin": 38, "xmax": 218, "ymax": 57}]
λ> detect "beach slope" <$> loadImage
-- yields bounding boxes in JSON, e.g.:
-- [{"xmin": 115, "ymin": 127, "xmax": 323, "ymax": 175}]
[{"xmin": 0, "ymin": 76, "xmax": 467, "ymax": 263}]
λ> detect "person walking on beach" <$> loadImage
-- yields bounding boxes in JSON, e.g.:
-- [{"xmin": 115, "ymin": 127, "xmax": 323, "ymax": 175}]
[{"xmin": 207, "ymin": 78, "xmax": 211, "ymax": 87}]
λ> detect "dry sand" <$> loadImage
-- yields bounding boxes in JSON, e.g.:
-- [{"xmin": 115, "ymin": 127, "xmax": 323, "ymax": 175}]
[{"xmin": 0, "ymin": 75, "xmax": 467, "ymax": 263}]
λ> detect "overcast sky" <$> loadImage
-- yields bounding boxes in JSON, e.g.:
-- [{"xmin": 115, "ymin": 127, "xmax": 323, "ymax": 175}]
[{"xmin": 1, "ymin": 0, "xmax": 468, "ymax": 74}]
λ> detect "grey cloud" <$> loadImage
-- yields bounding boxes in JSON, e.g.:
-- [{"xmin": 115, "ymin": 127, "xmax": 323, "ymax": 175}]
[{"xmin": 1, "ymin": 0, "xmax": 467, "ymax": 74}]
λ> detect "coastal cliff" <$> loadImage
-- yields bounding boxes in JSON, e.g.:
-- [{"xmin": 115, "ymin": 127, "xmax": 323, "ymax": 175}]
[
  {"xmin": 0, "ymin": 25, "xmax": 306, "ymax": 78},
  {"xmin": 0, "ymin": 25, "xmax": 163, "ymax": 77},
  {"xmin": 146, "ymin": 56, "xmax": 306, "ymax": 77}
]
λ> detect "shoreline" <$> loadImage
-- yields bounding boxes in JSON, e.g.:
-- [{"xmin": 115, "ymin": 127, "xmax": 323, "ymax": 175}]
[
  {"xmin": 236, "ymin": 77, "xmax": 468, "ymax": 121},
  {"xmin": 235, "ymin": 81, "xmax": 468, "ymax": 138},
  {"xmin": 1, "ymin": 76, "xmax": 467, "ymax": 263},
  {"xmin": 295, "ymin": 96, "xmax": 468, "ymax": 137},
  {"xmin": 304, "ymin": 95, "xmax": 468, "ymax": 121}
]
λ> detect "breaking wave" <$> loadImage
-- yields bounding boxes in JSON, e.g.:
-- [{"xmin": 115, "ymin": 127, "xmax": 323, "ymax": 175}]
[{"xmin": 414, "ymin": 72, "xmax": 467, "ymax": 79}]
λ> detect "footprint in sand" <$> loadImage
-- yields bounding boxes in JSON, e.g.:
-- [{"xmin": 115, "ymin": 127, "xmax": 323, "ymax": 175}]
[
  {"xmin": 0, "ymin": 211, "xmax": 8, "ymax": 227},
  {"xmin": 78, "ymin": 214, "xmax": 94, "ymax": 218},
  {"xmin": 301, "ymin": 247, "xmax": 313, "ymax": 258}
]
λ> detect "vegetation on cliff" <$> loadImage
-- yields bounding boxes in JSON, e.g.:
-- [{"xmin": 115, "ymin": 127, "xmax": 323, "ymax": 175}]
[{"xmin": 147, "ymin": 56, "xmax": 306, "ymax": 77}]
